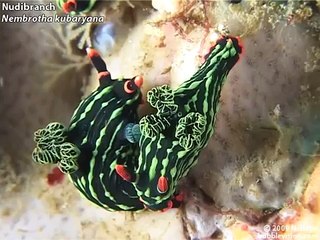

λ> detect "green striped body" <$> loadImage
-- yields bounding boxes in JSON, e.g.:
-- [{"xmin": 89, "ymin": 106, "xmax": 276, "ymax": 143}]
[
  {"xmin": 32, "ymin": 37, "xmax": 242, "ymax": 212},
  {"xmin": 66, "ymin": 79, "xmax": 145, "ymax": 211},
  {"xmin": 135, "ymin": 37, "xmax": 242, "ymax": 210},
  {"xmin": 32, "ymin": 48, "xmax": 147, "ymax": 211},
  {"xmin": 32, "ymin": 47, "xmax": 146, "ymax": 211}
]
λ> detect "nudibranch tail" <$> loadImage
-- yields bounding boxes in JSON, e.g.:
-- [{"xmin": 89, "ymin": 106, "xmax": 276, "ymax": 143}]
[{"xmin": 86, "ymin": 47, "xmax": 112, "ymax": 84}]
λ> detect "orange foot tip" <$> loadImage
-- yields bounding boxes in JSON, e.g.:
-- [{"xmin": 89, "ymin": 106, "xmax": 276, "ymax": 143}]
[{"xmin": 160, "ymin": 200, "xmax": 173, "ymax": 212}]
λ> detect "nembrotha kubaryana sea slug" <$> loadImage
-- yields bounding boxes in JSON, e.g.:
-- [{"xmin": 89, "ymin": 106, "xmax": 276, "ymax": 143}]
[
  {"xmin": 32, "ymin": 35, "xmax": 242, "ymax": 211},
  {"xmin": 32, "ymin": 49, "xmax": 145, "ymax": 211},
  {"xmin": 132, "ymin": 36, "xmax": 243, "ymax": 211}
]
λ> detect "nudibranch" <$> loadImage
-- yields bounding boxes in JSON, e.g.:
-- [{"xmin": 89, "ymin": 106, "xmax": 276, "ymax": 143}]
[
  {"xmin": 131, "ymin": 36, "xmax": 242, "ymax": 211},
  {"xmin": 56, "ymin": 0, "xmax": 96, "ymax": 14},
  {"xmin": 32, "ymin": 35, "xmax": 241, "ymax": 212},
  {"xmin": 32, "ymin": 48, "xmax": 145, "ymax": 211}
]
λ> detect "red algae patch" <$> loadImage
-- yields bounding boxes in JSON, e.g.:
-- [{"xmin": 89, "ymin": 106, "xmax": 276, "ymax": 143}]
[{"xmin": 47, "ymin": 167, "xmax": 65, "ymax": 186}]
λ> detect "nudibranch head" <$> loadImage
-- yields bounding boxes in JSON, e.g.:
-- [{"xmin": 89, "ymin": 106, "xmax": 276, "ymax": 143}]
[
  {"xmin": 56, "ymin": 0, "xmax": 96, "ymax": 14},
  {"xmin": 134, "ymin": 35, "xmax": 242, "ymax": 210},
  {"xmin": 85, "ymin": 47, "xmax": 143, "ymax": 101},
  {"xmin": 113, "ymin": 75, "xmax": 144, "ymax": 101},
  {"xmin": 66, "ymin": 48, "xmax": 145, "ymax": 210},
  {"xmin": 32, "ymin": 48, "xmax": 145, "ymax": 211}
]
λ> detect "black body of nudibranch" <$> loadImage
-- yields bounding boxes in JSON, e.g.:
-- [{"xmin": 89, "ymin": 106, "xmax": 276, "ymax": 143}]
[
  {"xmin": 133, "ymin": 36, "xmax": 242, "ymax": 211},
  {"xmin": 32, "ymin": 48, "xmax": 145, "ymax": 211}
]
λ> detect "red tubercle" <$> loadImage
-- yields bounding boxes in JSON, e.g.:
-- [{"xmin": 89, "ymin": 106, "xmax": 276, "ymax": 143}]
[
  {"xmin": 62, "ymin": 0, "xmax": 77, "ymax": 14},
  {"xmin": 47, "ymin": 167, "xmax": 65, "ymax": 186},
  {"xmin": 241, "ymin": 224, "xmax": 249, "ymax": 231},
  {"xmin": 235, "ymin": 36, "xmax": 244, "ymax": 55},
  {"xmin": 86, "ymin": 48, "xmax": 100, "ymax": 58},
  {"xmin": 232, "ymin": 36, "xmax": 244, "ymax": 64},
  {"xmin": 115, "ymin": 164, "xmax": 132, "ymax": 182},
  {"xmin": 236, "ymin": 36, "xmax": 242, "ymax": 46},
  {"xmin": 160, "ymin": 200, "xmax": 173, "ymax": 212},
  {"xmin": 174, "ymin": 191, "xmax": 185, "ymax": 202},
  {"xmin": 157, "ymin": 176, "xmax": 169, "ymax": 193}
]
